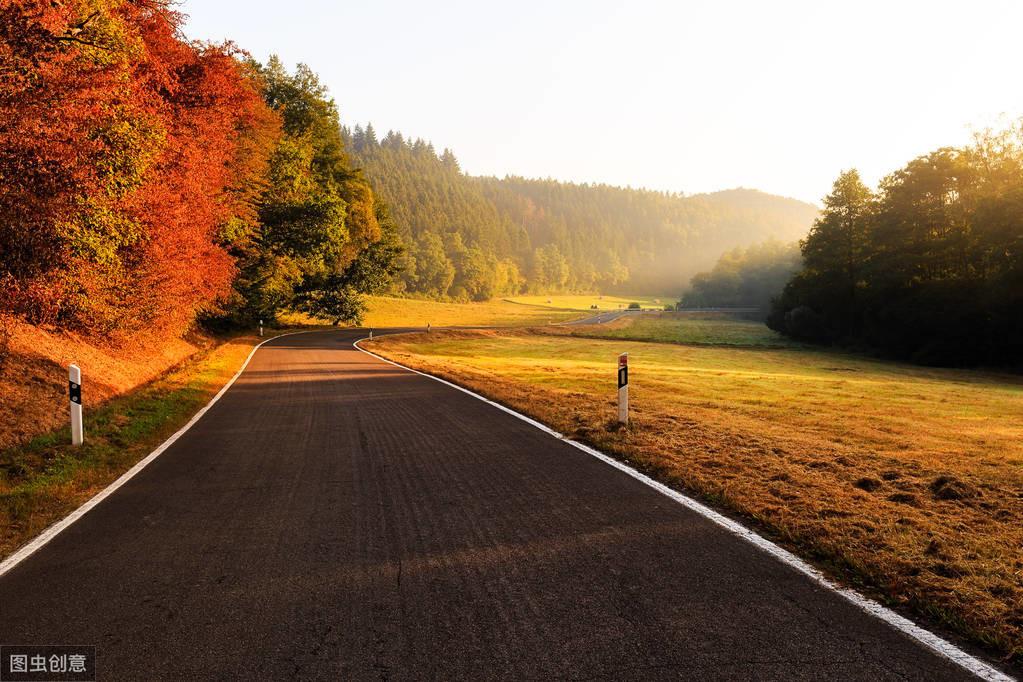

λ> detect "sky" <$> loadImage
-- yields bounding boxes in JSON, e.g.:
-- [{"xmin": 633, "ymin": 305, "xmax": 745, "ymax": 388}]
[{"xmin": 182, "ymin": 0, "xmax": 1023, "ymax": 205}]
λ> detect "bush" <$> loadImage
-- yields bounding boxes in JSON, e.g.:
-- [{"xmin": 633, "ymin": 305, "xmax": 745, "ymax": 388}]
[
  {"xmin": 862, "ymin": 281, "xmax": 987, "ymax": 365},
  {"xmin": 785, "ymin": 306, "xmax": 829, "ymax": 343},
  {"xmin": 628, "ymin": 302, "xmax": 641, "ymax": 309}
]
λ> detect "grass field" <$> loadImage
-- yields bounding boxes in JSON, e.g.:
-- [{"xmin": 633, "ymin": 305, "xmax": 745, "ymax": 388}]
[
  {"xmin": 0, "ymin": 332, "xmax": 278, "ymax": 562},
  {"xmin": 505, "ymin": 294, "xmax": 667, "ymax": 311},
  {"xmin": 364, "ymin": 326, "xmax": 1023, "ymax": 663},
  {"xmin": 557, "ymin": 311, "xmax": 798, "ymax": 347},
  {"xmin": 285, "ymin": 295, "xmax": 585, "ymax": 328}
]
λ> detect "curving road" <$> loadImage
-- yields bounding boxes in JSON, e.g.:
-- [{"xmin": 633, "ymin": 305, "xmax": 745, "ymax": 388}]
[{"xmin": 0, "ymin": 330, "xmax": 989, "ymax": 680}]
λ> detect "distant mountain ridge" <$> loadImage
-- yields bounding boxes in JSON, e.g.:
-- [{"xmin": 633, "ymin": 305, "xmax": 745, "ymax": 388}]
[{"xmin": 345, "ymin": 124, "xmax": 818, "ymax": 298}]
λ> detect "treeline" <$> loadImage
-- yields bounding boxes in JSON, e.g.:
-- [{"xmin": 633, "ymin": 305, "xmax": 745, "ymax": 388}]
[
  {"xmin": 681, "ymin": 240, "xmax": 800, "ymax": 315},
  {"xmin": 345, "ymin": 126, "xmax": 817, "ymax": 299},
  {"xmin": 1, "ymin": 2, "xmax": 398, "ymax": 340},
  {"xmin": 769, "ymin": 126, "xmax": 1023, "ymax": 366}
]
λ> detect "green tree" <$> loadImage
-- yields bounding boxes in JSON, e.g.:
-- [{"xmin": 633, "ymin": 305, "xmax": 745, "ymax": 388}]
[
  {"xmin": 297, "ymin": 206, "xmax": 404, "ymax": 324},
  {"xmin": 769, "ymin": 170, "xmax": 872, "ymax": 340},
  {"xmin": 683, "ymin": 240, "xmax": 801, "ymax": 316},
  {"xmin": 804, "ymin": 170, "xmax": 873, "ymax": 310},
  {"xmin": 343, "ymin": 125, "xmax": 818, "ymax": 298},
  {"xmin": 219, "ymin": 59, "xmax": 399, "ymax": 326},
  {"xmin": 770, "ymin": 122, "xmax": 1023, "ymax": 365},
  {"xmin": 413, "ymin": 232, "xmax": 455, "ymax": 296},
  {"xmin": 531, "ymin": 245, "xmax": 569, "ymax": 291}
]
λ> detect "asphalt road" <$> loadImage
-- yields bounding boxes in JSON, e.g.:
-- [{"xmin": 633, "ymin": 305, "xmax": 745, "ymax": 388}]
[
  {"xmin": 0, "ymin": 329, "xmax": 983, "ymax": 680},
  {"xmin": 564, "ymin": 307, "xmax": 761, "ymax": 326},
  {"xmin": 564, "ymin": 309, "xmax": 645, "ymax": 325}
]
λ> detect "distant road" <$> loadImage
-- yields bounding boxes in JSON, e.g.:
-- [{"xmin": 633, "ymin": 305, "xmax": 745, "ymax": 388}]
[
  {"xmin": 0, "ymin": 329, "xmax": 990, "ymax": 679},
  {"xmin": 564, "ymin": 308, "xmax": 647, "ymax": 325},
  {"xmin": 565, "ymin": 306, "xmax": 762, "ymax": 326},
  {"xmin": 676, "ymin": 306, "xmax": 761, "ymax": 315}
]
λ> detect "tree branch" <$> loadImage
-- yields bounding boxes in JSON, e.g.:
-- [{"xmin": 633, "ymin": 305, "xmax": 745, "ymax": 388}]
[{"xmin": 51, "ymin": 10, "xmax": 109, "ymax": 50}]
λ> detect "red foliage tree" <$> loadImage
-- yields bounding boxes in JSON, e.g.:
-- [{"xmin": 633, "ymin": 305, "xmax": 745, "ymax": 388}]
[{"xmin": 0, "ymin": 0, "xmax": 279, "ymax": 336}]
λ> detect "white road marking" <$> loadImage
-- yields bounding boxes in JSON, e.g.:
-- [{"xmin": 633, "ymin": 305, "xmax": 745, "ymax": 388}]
[
  {"xmin": 353, "ymin": 336, "xmax": 1014, "ymax": 682},
  {"xmin": 0, "ymin": 330, "xmax": 315, "ymax": 580},
  {"xmin": 2, "ymin": 325, "xmax": 1011, "ymax": 681}
]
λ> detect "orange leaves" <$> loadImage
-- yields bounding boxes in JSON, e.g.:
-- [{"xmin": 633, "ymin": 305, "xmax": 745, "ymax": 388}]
[{"xmin": 0, "ymin": 0, "xmax": 280, "ymax": 337}]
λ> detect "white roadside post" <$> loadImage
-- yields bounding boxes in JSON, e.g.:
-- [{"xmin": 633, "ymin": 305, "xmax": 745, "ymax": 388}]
[
  {"xmin": 369, "ymin": 329, "xmax": 373, "ymax": 340},
  {"xmin": 259, "ymin": 319, "xmax": 263, "ymax": 337},
  {"xmin": 69, "ymin": 364, "xmax": 83, "ymax": 445},
  {"xmin": 617, "ymin": 353, "xmax": 629, "ymax": 426}
]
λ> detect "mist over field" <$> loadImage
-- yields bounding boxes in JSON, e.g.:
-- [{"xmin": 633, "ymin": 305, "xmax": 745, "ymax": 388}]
[{"xmin": 345, "ymin": 126, "xmax": 819, "ymax": 298}]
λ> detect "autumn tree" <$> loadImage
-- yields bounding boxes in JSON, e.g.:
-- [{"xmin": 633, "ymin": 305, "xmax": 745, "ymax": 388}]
[{"xmin": 1, "ymin": 0, "xmax": 278, "ymax": 336}]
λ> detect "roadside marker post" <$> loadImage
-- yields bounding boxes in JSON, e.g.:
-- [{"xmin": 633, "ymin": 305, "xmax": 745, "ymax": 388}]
[
  {"xmin": 69, "ymin": 364, "xmax": 83, "ymax": 446},
  {"xmin": 427, "ymin": 323, "xmax": 431, "ymax": 333},
  {"xmin": 259, "ymin": 319, "xmax": 263, "ymax": 337},
  {"xmin": 617, "ymin": 353, "xmax": 629, "ymax": 425},
  {"xmin": 369, "ymin": 329, "xmax": 373, "ymax": 340}
]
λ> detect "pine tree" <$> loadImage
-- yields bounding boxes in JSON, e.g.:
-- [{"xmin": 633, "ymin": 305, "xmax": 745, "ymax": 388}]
[
  {"xmin": 801, "ymin": 169, "xmax": 873, "ymax": 323},
  {"xmin": 345, "ymin": 128, "xmax": 817, "ymax": 298},
  {"xmin": 440, "ymin": 148, "xmax": 460, "ymax": 172}
]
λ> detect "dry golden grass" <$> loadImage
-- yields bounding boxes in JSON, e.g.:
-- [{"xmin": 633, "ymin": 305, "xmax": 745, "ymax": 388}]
[
  {"xmin": 505, "ymin": 294, "xmax": 666, "ymax": 311},
  {"xmin": 284, "ymin": 295, "xmax": 583, "ymax": 329},
  {"xmin": 365, "ymin": 327, "xmax": 1023, "ymax": 663},
  {"xmin": 564, "ymin": 311, "xmax": 799, "ymax": 347},
  {"xmin": 0, "ymin": 320, "xmax": 209, "ymax": 450}
]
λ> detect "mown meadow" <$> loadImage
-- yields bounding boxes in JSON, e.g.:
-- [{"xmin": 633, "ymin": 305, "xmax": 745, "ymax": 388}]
[{"xmin": 364, "ymin": 315, "xmax": 1023, "ymax": 663}]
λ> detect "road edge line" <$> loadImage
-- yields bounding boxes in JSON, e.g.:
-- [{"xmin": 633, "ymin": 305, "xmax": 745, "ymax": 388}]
[
  {"xmin": 0, "ymin": 329, "xmax": 317, "ymax": 580},
  {"xmin": 352, "ymin": 336, "xmax": 1013, "ymax": 682}
]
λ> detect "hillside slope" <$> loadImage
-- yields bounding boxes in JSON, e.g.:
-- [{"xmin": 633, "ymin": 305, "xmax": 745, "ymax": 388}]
[
  {"xmin": 0, "ymin": 323, "xmax": 208, "ymax": 450},
  {"xmin": 345, "ymin": 126, "xmax": 818, "ymax": 297}
]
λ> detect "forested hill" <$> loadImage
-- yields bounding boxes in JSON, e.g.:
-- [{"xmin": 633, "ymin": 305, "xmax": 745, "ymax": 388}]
[{"xmin": 344, "ymin": 125, "xmax": 818, "ymax": 298}]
